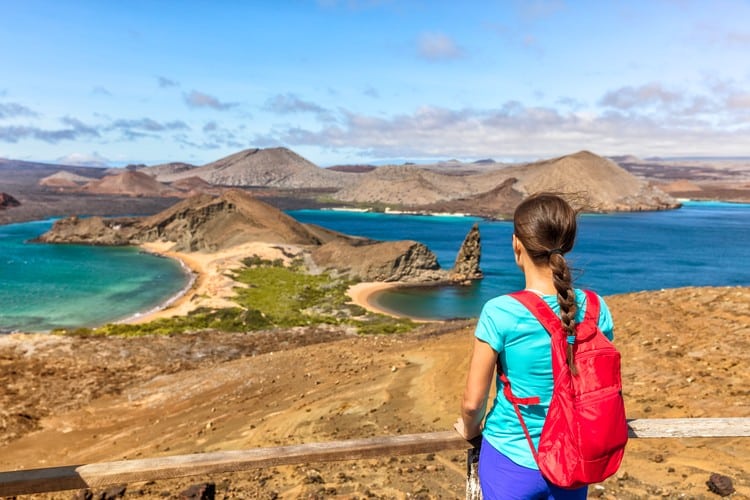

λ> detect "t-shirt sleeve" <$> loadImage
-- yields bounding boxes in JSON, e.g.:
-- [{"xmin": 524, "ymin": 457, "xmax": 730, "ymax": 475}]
[
  {"xmin": 597, "ymin": 294, "xmax": 615, "ymax": 341},
  {"xmin": 474, "ymin": 300, "xmax": 505, "ymax": 353}
]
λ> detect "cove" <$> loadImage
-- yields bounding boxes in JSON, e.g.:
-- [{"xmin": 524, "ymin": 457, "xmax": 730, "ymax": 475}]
[{"xmin": 0, "ymin": 219, "xmax": 191, "ymax": 333}]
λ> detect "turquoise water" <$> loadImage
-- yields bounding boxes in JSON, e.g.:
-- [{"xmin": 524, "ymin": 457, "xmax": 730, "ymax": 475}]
[
  {"xmin": 1, "ymin": 202, "xmax": 748, "ymax": 330},
  {"xmin": 0, "ymin": 219, "xmax": 190, "ymax": 332},
  {"xmin": 290, "ymin": 201, "xmax": 750, "ymax": 319}
]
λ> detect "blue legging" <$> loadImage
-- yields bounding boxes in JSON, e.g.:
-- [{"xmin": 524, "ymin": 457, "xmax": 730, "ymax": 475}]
[{"xmin": 478, "ymin": 437, "xmax": 588, "ymax": 500}]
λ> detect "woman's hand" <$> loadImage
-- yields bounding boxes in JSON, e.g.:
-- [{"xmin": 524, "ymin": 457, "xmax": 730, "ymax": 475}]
[{"xmin": 454, "ymin": 416, "xmax": 481, "ymax": 440}]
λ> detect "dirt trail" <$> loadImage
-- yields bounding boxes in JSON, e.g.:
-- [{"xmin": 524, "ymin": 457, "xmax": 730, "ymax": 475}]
[{"xmin": 1, "ymin": 287, "xmax": 748, "ymax": 499}]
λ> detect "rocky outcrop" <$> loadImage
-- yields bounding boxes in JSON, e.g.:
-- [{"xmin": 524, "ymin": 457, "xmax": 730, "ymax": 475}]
[
  {"xmin": 35, "ymin": 215, "xmax": 141, "ymax": 245},
  {"xmin": 0, "ymin": 192, "xmax": 20, "ymax": 209},
  {"xmin": 38, "ymin": 190, "xmax": 328, "ymax": 251},
  {"xmin": 311, "ymin": 224, "xmax": 483, "ymax": 284},
  {"xmin": 311, "ymin": 239, "xmax": 443, "ymax": 282},
  {"xmin": 450, "ymin": 223, "xmax": 482, "ymax": 283}
]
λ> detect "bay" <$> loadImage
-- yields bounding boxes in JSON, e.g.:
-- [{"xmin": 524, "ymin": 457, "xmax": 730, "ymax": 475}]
[
  {"xmin": 0, "ymin": 219, "xmax": 191, "ymax": 332},
  {"xmin": 290, "ymin": 201, "xmax": 750, "ymax": 319}
]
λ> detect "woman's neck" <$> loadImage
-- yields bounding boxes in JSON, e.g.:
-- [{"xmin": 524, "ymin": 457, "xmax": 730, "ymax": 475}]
[{"xmin": 523, "ymin": 266, "xmax": 556, "ymax": 296}]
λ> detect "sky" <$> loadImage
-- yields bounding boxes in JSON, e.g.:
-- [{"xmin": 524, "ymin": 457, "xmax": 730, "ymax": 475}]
[{"xmin": 1, "ymin": 0, "xmax": 749, "ymax": 167}]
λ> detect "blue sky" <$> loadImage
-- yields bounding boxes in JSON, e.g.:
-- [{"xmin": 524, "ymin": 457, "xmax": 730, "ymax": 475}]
[{"xmin": 1, "ymin": 0, "xmax": 749, "ymax": 167}]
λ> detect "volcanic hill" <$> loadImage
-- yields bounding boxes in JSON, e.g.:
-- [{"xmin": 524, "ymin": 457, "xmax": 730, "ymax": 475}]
[
  {"xmin": 151, "ymin": 147, "xmax": 360, "ymax": 190},
  {"xmin": 334, "ymin": 150, "xmax": 679, "ymax": 216}
]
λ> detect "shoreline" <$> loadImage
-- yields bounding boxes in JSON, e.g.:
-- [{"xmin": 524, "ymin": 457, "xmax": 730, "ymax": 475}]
[{"xmin": 347, "ymin": 281, "xmax": 437, "ymax": 322}]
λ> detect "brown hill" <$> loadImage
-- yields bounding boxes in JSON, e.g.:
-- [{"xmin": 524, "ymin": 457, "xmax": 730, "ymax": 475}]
[
  {"xmin": 39, "ymin": 170, "xmax": 96, "ymax": 189},
  {"xmin": 138, "ymin": 190, "xmax": 328, "ymax": 251},
  {"xmin": 420, "ymin": 178, "xmax": 523, "ymax": 219},
  {"xmin": 138, "ymin": 161, "xmax": 196, "ymax": 178},
  {"xmin": 335, "ymin": 151, "xmax": 679, "ymax": 213},
  {"xmin": 81, "ymin": 170, "xmax": 181, "ymax": 197},
  {"xmin": 169, "ymin": 176, "xmax": 221, "ymax": 196},
  {"xmin": 509, "ymin": 150, "xmax": 678, "ymax": 211},
  {"xmin": 0, "ymin": 192, "xmax": 20, "ymax": 209},
  {"xmin": 660, "ymin": 179, "xmax": 703, "ymax": 193},
  {"xmin": 334, "ymin": 165, "xmax": 479, "ymax": 206},
  {"xmin": 154, "ymin": 147, "xmax": 358, "ymax": 189}
]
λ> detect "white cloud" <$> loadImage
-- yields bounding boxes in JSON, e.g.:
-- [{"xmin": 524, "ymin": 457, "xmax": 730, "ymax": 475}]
[
  {"xmin": 57, "ymin": 152, "xmax": 110, "ymax": 167},
  {"xmin": 262, "ymin": 88, "xmax": 750, "ymax": 160},
  {"xmin": 417, "ymin": 32, "xmax": 464, "ymax": 61},
  {"xmin": 184, "ymin": 90, "xmax": 237, "ymax": 110}
]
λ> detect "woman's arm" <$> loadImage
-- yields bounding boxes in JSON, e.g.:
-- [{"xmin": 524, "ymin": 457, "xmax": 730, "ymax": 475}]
[{"xmin": 454, "ymin": 338, "xmax": 497, "ymax": 440}]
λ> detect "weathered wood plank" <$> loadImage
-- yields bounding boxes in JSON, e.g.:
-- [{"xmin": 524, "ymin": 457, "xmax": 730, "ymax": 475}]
[
  {"xmin": 627, "ymin": 417, "xmax": 750, "ymax": 438},
  {"xmin": 1, "ymin": 418, "xmax": 749, "ymax": 497},
  {"xmin": 0, "ymin": 431, "xmax": 468, "ymax": 496}
]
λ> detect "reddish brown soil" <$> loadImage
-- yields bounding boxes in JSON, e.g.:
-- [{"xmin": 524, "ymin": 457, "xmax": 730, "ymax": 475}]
[{"xmin": 1, "ymin": 287, "xmax": 748, "ymax": 499}]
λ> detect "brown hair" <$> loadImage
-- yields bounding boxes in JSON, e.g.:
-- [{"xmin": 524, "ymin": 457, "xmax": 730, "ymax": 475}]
[{"xmin": 513, "ymin": 192, "xmax": 579, "ymax": 374}]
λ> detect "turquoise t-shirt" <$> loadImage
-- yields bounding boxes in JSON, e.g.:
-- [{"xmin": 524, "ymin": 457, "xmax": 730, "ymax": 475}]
[{"xmin": 475, "ymin": 289, "xmax": 614, "ymax": 469}]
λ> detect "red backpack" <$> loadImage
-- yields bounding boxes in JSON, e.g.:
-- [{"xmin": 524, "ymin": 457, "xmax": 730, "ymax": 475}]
[{"xmin": 498, "ymin": 289, "xmax": 628, "ymax": 489}]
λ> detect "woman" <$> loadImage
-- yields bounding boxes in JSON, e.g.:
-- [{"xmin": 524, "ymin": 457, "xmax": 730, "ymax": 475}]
[{"xmin": 454, "ymin": 193, "xmax": 614, "ymax": 500}]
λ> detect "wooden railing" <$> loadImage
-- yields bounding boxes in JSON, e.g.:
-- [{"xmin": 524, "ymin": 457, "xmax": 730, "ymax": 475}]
[{"xmin": 1, "ymin": 418, "xmax": 748, "ymax": 497}]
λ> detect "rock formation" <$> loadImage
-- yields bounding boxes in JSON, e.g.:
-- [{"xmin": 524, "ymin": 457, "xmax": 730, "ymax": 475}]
[
  {"xmin": 450, "ymin": 223, "xmax": 483, "ymax": 283},
  {"xmin": 311, "ymin": 239, "xmax": 443, "ymax": 282},
  {"xmin": 0, "ymin": 192, "xmax": 20, "ymax": 209},
  {"xmin": 37, "ymin": 189, "xmax": 476, "ymax": 285}
]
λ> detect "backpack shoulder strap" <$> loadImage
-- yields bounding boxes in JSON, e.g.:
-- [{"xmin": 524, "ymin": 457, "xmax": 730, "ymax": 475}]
[{"xmin": 582, "ymin": 289, "xmax": 600, "ymax": 325}]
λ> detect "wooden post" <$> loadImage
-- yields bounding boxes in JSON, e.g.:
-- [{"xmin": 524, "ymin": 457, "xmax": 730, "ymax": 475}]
[{"xmin": 0, "ymin": 418, "xmax": 748, "ymax": 497}]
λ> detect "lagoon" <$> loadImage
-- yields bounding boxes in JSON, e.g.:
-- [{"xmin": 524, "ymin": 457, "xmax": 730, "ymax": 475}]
[{"xmin": 0, "ymin": 219, "xmax": 190, "ymax": 332}]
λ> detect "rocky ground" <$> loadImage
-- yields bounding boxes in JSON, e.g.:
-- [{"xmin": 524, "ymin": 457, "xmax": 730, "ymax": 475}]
[{"xmin": 0, "ymin": 287, "xmax": 748, "ymax": 499}]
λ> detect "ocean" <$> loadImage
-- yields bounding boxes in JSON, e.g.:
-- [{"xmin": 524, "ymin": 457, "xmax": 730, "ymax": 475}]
[
  {"xmin": 0, "ymin": 219, "xmax": 191, "ymax": 332},
  {"xmin": 0, "ymin": 201, "xmax": 748, "ymax": 330},
  {"xmin": 290, "ymin": 201, "xmax": 750, "ymax": 319}
]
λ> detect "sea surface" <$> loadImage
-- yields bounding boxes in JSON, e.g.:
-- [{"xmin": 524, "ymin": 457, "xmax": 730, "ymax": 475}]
[
  {"xmin": 0, "ymin": 202, "xmax": 748, "ymax": 331},
  {"xmin": 290, "ymin": 201, "xmax": 750, "ymax": 319},
  {"xmin": 0, "ymin": 219, "xmax": 191, "ymax": 332}
]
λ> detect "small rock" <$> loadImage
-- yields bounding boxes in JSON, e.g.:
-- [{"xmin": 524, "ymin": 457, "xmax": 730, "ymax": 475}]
[
  {"xmin": 72, "ymin": 490, "xmax": 93, "ymax": 500},
  {"xmin": 179, "ymin": 482, "xmax": 216, "ymax": 500},
  {"xmin": 706, "ymin": 473, "xmax": 735, "ymax": 496},
  {"xmin": 652, "ymin": 454, "xmax": 664, "ymax": 463},
  {"xmin": 99, "ymin": 485, "xmax": 126, "ymax": 500},
  {"xmin": 305, "ymin": 469, "xmax": 324, "ymax": 484}
]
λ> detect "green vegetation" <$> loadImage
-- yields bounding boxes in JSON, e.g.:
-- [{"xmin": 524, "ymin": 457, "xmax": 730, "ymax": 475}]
[{"xmin": 56, "ymin": 255, "xmax": 414, "ymax": 337}]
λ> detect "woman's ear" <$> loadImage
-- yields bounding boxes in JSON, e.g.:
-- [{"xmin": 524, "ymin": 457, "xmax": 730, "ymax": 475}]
[{"xmin": 512, "ymin": 234, "xmax": 523, "ymax": 267}]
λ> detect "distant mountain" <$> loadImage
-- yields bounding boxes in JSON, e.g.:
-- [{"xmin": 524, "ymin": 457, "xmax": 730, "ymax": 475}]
[
  {"xmin": 152, "ymin": 147, "xmax": 359, "ymax": 189},
  {"xmin": 138, "ymin": 162, "xmax": 196, "ymax": 178},
  {"xmin": 81, "ymin": 170, "xmax": 181, "ymax": 198},
  {"xmin": 325, "ymin": 164, "xmax": 377, "ymax": 173},
  {"xmin": 0, "ymin": 192, "xmax": 20, "ymax": 209},
  {"xmin": 334, "ymin": 165, "xmax": 480, "ymax": 205},
  {"xmin": 39, "ymin": 171, "xmax": 96, "ymax": 189},
  {"xmin": 334, "ymin": 150, "xmax": 679, "ymax": 213},
  {"xmin": 509, "ymin": 150, "xmax": 676, "ymax": 211}
]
